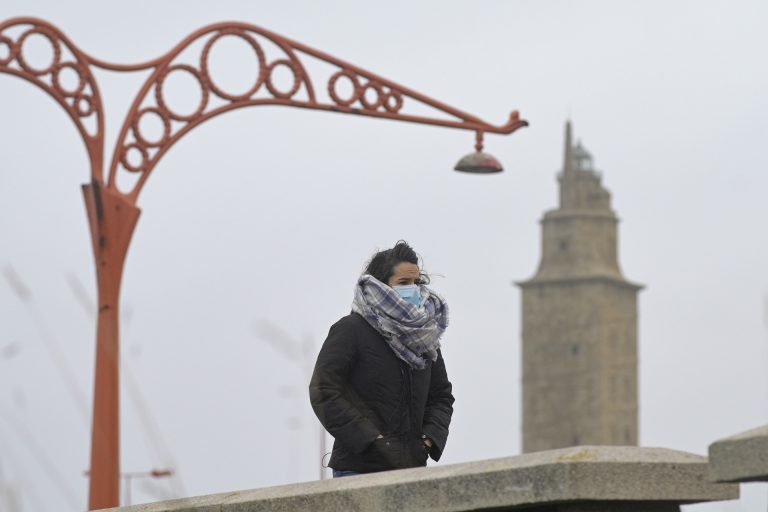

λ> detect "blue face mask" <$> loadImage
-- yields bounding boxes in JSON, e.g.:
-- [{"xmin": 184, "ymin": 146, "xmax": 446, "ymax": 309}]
[{"xmin": 393, "ymin": 284, "xmax": 422, "ymax": 307}]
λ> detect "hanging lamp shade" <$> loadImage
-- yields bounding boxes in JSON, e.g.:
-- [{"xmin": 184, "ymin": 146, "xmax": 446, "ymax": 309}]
[{"xmin": 454, "ymin": 150, "xmax": 503, "ymax": 174}]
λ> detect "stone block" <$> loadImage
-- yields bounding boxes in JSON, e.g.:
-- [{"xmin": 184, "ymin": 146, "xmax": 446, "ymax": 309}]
[
  {"xmin": 709, "ymin": 424, "xmax": 768, "ymax": 482},
  {"xmin": 103, "ymin": 446, "xmax": 737, "ymax": 512}
]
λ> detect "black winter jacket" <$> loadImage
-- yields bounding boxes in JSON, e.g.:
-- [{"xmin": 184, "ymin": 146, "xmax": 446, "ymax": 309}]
[{"xmin": 309, "ymin": 312, "xmax": 454, "ymax": 473}]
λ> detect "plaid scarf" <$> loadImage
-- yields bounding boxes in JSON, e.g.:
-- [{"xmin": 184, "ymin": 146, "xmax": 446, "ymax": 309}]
[{"xmin": 351, "ymin": 275, "xmax": 449, "ymax": 370}]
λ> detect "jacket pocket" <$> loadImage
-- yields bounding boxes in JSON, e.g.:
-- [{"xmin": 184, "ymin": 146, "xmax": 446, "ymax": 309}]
[
  {"xmin": 366, "ymin": 436, "xmax": 402, "ymax": 469},
  {"xmin": 409, "ymin": 437, "xmax": 430, "ymax": 467}
]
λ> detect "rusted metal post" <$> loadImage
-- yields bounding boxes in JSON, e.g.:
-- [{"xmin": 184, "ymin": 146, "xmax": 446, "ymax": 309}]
[{"xmin": 0, "ymin": 16, "xmax": 528, "ymax": 509}]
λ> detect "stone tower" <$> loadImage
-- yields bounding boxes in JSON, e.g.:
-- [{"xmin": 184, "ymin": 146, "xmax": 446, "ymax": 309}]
[{"xmin": 516, "ymin": 121, "xmax": 643, "ymax": 453}]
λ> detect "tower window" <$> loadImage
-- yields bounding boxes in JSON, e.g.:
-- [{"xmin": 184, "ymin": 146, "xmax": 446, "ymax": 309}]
[
  {"xmin": 559, "ymin": 239, "xmax": 568, "ymax": 251},
  {"xmin": 571, "ymin": 344, "xmax": 580, "ymax": 356}
]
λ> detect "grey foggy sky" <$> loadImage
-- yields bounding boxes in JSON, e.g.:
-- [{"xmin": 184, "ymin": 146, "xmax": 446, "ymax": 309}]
[{"xmin": 1, "ymin": 1, "xmax": 767, "ymax": 510}]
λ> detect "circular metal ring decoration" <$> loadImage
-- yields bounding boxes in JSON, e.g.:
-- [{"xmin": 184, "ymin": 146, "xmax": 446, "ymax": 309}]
[
  {"xmin": 155, "ymin": 63, "xmax": 209, "ymax": 122},
  {"xmin": 265, "ymin": 58, "xmax": 301, "ymax": 99},
  {"xmin": 16, "ymin": 27, "xmax": 61, "ymax": 76},
  {"xmin": 120, "ymin": 142, "xmax": 149, "ymax": 173},
  {"xmin": 360, "ymin": 81, "xmax": 384, "ymax": 111},
  {"xmin": 0, "ymin": 34, "xmax": 16, "ymax": 66},
  {"xmin": 201, "ymin": 29, "xmax": 267, "ymax": 102},
  {"xmin": 74, "ymin": 92, "xmax": 95, "ymax": 116},
  {"xmin": 328, "ymin": 69, "xmax": 361, "ymax": 107},
  {"xmin": 52, "ymin": 61, "xmax": 86, "ymax": 97},
  {"xmin": 132, "ymin": 107, "xmax": 171, "ymax": 148},
  {"xmin": 382, "ymin": 89, "xmax": 403, "ymax": 113}
]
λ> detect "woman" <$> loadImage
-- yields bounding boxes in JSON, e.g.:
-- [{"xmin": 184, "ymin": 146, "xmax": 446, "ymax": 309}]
[{"xmin": 309, "ymin": 241, "xmax": 454, "ymax": 477}]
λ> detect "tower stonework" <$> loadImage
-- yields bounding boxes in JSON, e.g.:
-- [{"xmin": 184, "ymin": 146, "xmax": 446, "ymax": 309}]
[{"xmin": 517, "ymin": 122, "xmax": 643, "ymax": 453}]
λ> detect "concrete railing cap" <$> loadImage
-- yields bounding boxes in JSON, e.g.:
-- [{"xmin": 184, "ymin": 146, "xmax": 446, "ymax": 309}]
[
  {"xmin": 709, "ymin": 424, "xmax": 768, "ymax": 483},
  {"xmin": 106, "ymin": 446, "xmax": 738, "ymax": 512}
]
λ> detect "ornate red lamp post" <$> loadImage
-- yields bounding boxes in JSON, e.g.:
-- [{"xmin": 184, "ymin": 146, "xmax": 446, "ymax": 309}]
[{"xmin": 0, "ymin": 17, "xmax": 527, "ymax": 509}]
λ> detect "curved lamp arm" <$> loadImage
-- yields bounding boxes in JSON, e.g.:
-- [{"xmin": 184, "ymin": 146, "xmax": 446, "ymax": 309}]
[
  {"xmin": 1, "ymin": 18, "xmax": 527, "ymax": 201},
  {"xmin": 0, "ymin": 17, "xmax": 106, "ymax": 181},
  {"xmin": 106, "ymin": 21, "xmax": 528, "ymax": 202}
]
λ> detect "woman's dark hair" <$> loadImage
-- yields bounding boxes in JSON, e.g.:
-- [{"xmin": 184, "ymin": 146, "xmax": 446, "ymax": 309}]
[{"xmin": 364, "ymin": 240, "xmax": 430, "ymax": 285}]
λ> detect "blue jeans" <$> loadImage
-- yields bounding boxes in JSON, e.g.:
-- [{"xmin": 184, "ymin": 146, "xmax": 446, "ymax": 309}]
[{"xmin": 332, "ymin": 469, "xmax": 360, "ymax": 478}]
